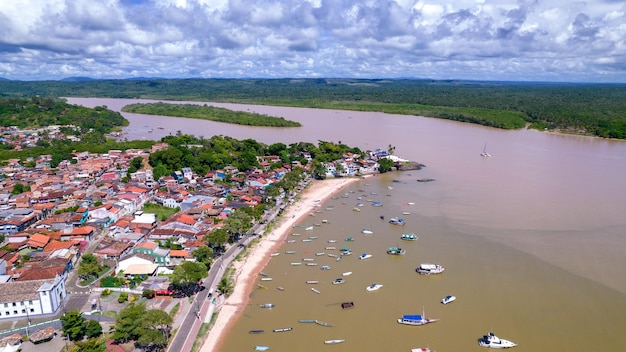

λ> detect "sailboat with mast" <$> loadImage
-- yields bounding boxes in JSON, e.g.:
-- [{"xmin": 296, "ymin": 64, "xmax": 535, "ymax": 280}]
[{"xmin": 480, "ymin": 143, "xmax": 491, "ymax": 158}]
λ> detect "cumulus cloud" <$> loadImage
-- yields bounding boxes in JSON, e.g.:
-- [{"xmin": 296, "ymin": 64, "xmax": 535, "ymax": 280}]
[{"xmin": 0, "ymin": 0, "xmax": 624, "ymax": 82}]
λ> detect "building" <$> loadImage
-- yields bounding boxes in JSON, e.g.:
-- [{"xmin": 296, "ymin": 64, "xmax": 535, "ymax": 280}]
[{"xmin": 0, "ymin": 274, "xmax": 67, "ymax": 319}]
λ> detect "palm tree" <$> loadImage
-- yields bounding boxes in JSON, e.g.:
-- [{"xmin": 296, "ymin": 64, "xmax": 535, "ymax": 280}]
[{"xmin": 217, "ymin": 278, "xmax": 233, "ymax": 296}]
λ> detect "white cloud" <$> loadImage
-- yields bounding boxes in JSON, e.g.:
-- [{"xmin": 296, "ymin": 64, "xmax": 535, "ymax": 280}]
[{"xmin": 0, "ymin": 0, "xmax": 624, "ymax": 82}]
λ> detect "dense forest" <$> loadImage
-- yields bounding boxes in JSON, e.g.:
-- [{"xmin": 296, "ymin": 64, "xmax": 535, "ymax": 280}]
[
  {"xmin": 1, "ymin": 78, "xmax": 625, "ymax": 139},
  {"xmin": 0, "ymin": 96, "xmax": 128, "ymax": 133},
  {"xmin": 122, "ymin": 102, "xmax": 301, "ymax": 127}
]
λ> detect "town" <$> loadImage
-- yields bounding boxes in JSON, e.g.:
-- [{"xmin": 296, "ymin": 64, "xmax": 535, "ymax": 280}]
[{"xmin": 0, "ymin": 126, "xmax": 405, "ymax": 351}]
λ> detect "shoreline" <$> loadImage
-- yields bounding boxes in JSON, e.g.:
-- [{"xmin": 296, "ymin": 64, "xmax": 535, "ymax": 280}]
[{"xmin": 199, "ymin": 176, "xmax": 365, "ymax": 352}]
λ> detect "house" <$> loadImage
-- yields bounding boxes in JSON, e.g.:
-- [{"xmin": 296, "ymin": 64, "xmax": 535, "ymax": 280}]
[
  {"xmin": 132, "ymin": 242, "xmax": 170, "ymax": 266},
  {"xmin": 115, "ymin": 255, "xmax": 158, "ymax": 277},
  {"xmin": 0, "ymin": 274, "xmax": 67, "ymax": 320}
]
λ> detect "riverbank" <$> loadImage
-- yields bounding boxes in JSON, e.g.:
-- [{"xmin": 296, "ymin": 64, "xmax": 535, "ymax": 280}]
[{"xmin": 199, "ymin": 176, "xmax": 365, "ymax": 352}]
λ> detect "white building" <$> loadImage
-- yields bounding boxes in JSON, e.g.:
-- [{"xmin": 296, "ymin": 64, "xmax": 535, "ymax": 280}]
[{"xmin": 0, "ymin": 274, "xmax": 67, "ymax": 320}]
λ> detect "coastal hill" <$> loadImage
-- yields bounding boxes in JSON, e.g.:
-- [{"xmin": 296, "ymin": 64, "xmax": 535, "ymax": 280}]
[{"xmin": 1, "ymin": 78, "xmax": 625, "ymax": 139}]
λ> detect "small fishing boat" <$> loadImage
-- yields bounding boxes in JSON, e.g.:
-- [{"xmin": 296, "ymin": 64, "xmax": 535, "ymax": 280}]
[
  {"xmin": 285, "ymin": 250, "xmax": 295, "ymax": 254},
  {"xmin": 259, "ymin": 303, "xmax": 275, "ymax": 308},
  {"xmin": 315, "ymin": 320, "xmax": 332, "ymax": 327},
  {"xmin": 328, "ymin": 239, "xmax": 337, "ymax": 243},
  {"xmin": 411, "ymin": 348, "xmax": 432, "ymax": 352},
  {"xmin": 303, "ymin": 258, "xmax": 315, "ymax": 261},
  {"xmin": 401, "ymin": 233, "xmax": 418, "ymax": 241},
  {"xmin": 302, "ymin": 239, "xmax": 312, "ymax": 242},
  {"xmin": 306, "ymin": 262, "xmax": 318, "ymax": 266},
  {"xmin": 259, "ymin": 272, "xmax": 268, "ymax": 276},
  {"xmin": 299, "ymin": 319, "xmax": 316, "ymax": 323},
  {"xmin": 324, "ymin": 339, "xmax": 345, "ymax": 344},
  {"xmin": 272, "ymin": 327, "xmax": 293, "ymax": 332},
  {"xmin": 325, "ymin": 246, "xmax": 336, "ymax": 250},
  {"xmin": 328, "ymin": 253, "xmax": 338, "ymax": 257},
  {"xmin": 387, "ymin": 247, "xmax": 406, "ymax": 255},
  {"xmin": 320, "ymin": 265, "xmax": 331, "ymax": 270},
  {"xmin": 345, "ymin": 237, "xmax": 354, "ymax": 242},
  {"xmin": 342, "ymin": 271, "xmax": 352, "ymax": 276},
  {"xmin": 388, "ymin": 217, "xmax": 406, "ymax": 226},
  {"xmin": 255, "ymin": 346, "xmax": 270, "ymax": 351},
  {"xmin": 361, "ymin": 229, "xmax": 373, "ymax": 234},
  {"xmin": 270, "ymin": 252, "xmax": 280, "ymax": 257},
  {"xmin": 359, "ymin": 253, "xmax": 372, "ymax": 260},
  {"xmin": 260, "ymin": 278, "xmax": 273, "ymax": 281},
  {"xmin": 306, "ymin": 280, "xmax": 319, "ymax": 284},
  {"xmin": 341, "ymin": 301, "xmax": 354, "ymax": 309},
  {"xmin": 249, "ymin": 329, "xmax": 264, "ymax": 334},
  {"xmin": 277, "ymin": 286, "xmax": 285, "ymax": 291},
  {"xmin": 311, "ymin": 288, "xmax": 321, "ymax": 294},
  {"xmin": 416, "ymin": 263, "xmax": 445, "ymax": 275},
  {"xmin": 257, "ymin": 284, "xmax": 267, "ymax": 290},
  {"xmin": 332, "ymin": 278, "xmax": 345, "ymax": 285},
  {"xmin": 366, "ymin": 283, "xmax": 383, "ymax": 292},
  {"xmin": 397, "ymin": 308, "xmax": 438, "ymax": 326},
  {"xmin": 290, "ymin": 262, "xmax": 302, "ymax": 266},
  {"xmin": 316, "ymin": 252, "xmax": 326, "ymax": 256},
  {"xmin": 441, "ymin": 295, "xmax": 456, "ymax": 305},
  {"xmin": 402, "ymin": 211, "xmax": 411, "ymax": 215}
]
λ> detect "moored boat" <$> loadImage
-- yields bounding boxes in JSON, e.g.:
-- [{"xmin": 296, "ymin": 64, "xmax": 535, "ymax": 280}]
[
  {"xmin": 478, "ymin": 332, "xmax": 517, "ymax": 348},
  {"xmin": 366, "ymin": 283, "xmax": 383, "ymax": 292},
  {"xmin": 272, "ymin": 327, "xmax": 293, "ymax": 332},
  {"xmin": 441, "ymin": 295, "xmax": 456, "ymax": 305},
  {"xmin": 332, "ymin": 278, "xmax": 345, "ymax": 285},
  {"xmin": 341, "ymin": 301, "xmax": 354, "ymax": 309},
  {"xmin": 324, "ymin": 339, "xmax": 345, "ymax": 344},
  {"xmin": 397, "ymin": 310, "xmax": 438, "ymax": 326},
  {"xmin": 255, "ymin": 346, "xmax": 270, "ymax": 351},
  {"xmin": 416, "ymin": 263, "xmax": 445, "ymax": 275},
  {"xmin": 411, "ymin": 348, "xmax": 432, "ymax": 352},
  {"xmin": 311, "ymin": 288, "xmax": 321, "ymax": 294},
  {"xmin": 299, "ymin": 319, "xmax": 316, "ymax": 323},
  {"xmin": 387, "ymin": 246, "xmax": 406, "ymax": 255},
  {"xmin": 315, "ymin": 320, "xmax": 333, "ymax": 327},
  {"xmin": 249, "ymin": 329, "xmax": 264, "ymax": 334},
  {"xmin": 401, "ymin": 233, "xmax": 418, "ymax": 241},
  {"xmin": 361, "ymin": 228, "xmax": 373, "ymax": 234},
  {"xmin": 259, "ymin": 303, "xmax": 275, "ymax": 308},
  {"xmin": 359, "ymin": 253, "xmax": 372, "ymax": 260},
  {"xmin": 389, "ymin": 217, "xmax": 406, "ymax": 226}
]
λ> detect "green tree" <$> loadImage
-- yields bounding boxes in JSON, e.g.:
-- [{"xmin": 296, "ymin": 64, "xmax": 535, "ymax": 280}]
[
  {"xmin": 77, "ymin": 254, "xmax": 103, "ymax": 280},
  {"xmin": 377, "ymin": 157, "xmax": 395, "ymax": 173},
  {"xmin": 75, "ymin": 337, "xmax": 106, "ymax": 352},
  {"xmin": 112, "ymin": 303, "xmax": 146, "ymax": 343},
  {"xmin": 192, "ymin": 245, "xmax": 214, "ymax": 267},
  {"xmin": 61, "ymin": 310, "xmax": 86, "ymax": 341},
  {"xmin": 85, "ymin": 319, "xmax": 103, "ymax": 338},
  {"xmin": 203, "ymin": 228, "xmax": 229, "ymax": 249},
  {"xmin": 11, "ymin": 183, "xmax": 27, "ymax": 194},
  {"xmin": 135, "ymin": 309, "xmax": 173, "ymax": 350},
  {"xmin": 170, "ymin": 261, "xmax": 208, "ymax": 288},
  {"xmin": 217, "ymin": 277, "xmax": 233, "ymax": 296}
]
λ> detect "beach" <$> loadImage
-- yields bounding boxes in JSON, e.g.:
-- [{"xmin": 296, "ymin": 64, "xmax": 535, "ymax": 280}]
[{"xmin": 200, "ymin": 176, "xmax": 364, "ymax": 352}]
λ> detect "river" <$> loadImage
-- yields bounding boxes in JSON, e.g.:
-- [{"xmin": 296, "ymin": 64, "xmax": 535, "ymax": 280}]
[{"xmin": 67, "ymin": 97, "xmax": 626, "ymax": 351}]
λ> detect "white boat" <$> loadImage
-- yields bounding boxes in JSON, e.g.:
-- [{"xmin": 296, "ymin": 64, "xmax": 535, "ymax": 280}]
[
  {"xmin": 259, "ymin": 303, "xmax": 275, "ymax": 308},
  {"xmin": 320, "ymin": 265, "xmax": 331, "ymax": 270},
  {"xmin": 481, "ymin": 143, "xmax": 492, "ymax": 158},
  {"xmin": 255, "ymin": 346, "xmax": 270, "ymax": 351},
  {"xmin": 324, "ymin": 339, "xmax": 345, "ymax": 344},
  {"xmin": 389, "ymin": 217, "xmax": 406, "ymax": 226},
  {"xmin": 272, "ymin": 327, "xmax": 293, "ymax": 332},
  {"xmin": 397, "ymin": 308, "xmax": 438, "ymax": 326},
  {"xmin": 478, "ymin": 332, "xmax": 517, "ymax": 348},
  {"xmin": 366, "ymin": 283, "xmax": 383, "ymax": 291},
  {"xmin": 311, "ymin": 288, "xmax": 321, "ymax": 294},
  {"xmin": 359, "ymin": 253, "xmax": 372, "ymax": 260},
  {"xmin": 416, "ymin": 263, "xmax": 445, "ymax": 275},
  {"xmin": 441, "ymin": 295, "xmax": 456, "ymax": 304},
  {"xmin": 361, "ymin": 228, "xmax": 373, "ymax": 234},
  {"xmin": 270, "ymin": 252, "xmax": 280, "ymax": 257},
  {"xmin": 411, "ymin": 348, "xmax": 432, "ymax": 352},
  {"xmin": 342, "ymin": 271, "xmax": 352, "ymax": 276},
  {"xmin": 332, "ymin": 278, "xmax": 346, "ymax": 285}
]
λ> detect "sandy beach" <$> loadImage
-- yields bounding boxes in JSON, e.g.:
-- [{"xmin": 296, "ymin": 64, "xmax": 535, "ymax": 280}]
[{"xmin": 200, "ymin": 176, "xmax": 364, "ymax": 352}]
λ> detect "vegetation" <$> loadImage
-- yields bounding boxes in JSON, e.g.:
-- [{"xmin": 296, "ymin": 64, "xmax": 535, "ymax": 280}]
[
  {"xmin": 142, "ymin": 202, "xmax": 179, "ymax": 221},
  {"xmin": 0, "ymin": 96, "xmax": 128, "ymax": 132},
  {"xmin": 61, "ymin": 310, "xmax": 88, "ymax": 341},
  {"xmin": 77, "ymin": 254, "xmax": 107, "ymax": 283},
  {"xmin": 1, "ymin": 78, "xmax": 625, "ymax": 139},
  {"xmin": 122, "ymin": 102, "xmax": 301, "ymax": 127},
  {"xmin": 113, "ymin": 303, "xmax": 173, "ymax": 350},
  {"xmin": 170, "ymin": 261, "xmax": 208, "ymax": 288}
]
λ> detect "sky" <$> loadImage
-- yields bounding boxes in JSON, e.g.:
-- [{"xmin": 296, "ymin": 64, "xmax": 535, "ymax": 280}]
[{"xmin": 0, "ymin": 0, "xmax": 625, "ymax": 83}]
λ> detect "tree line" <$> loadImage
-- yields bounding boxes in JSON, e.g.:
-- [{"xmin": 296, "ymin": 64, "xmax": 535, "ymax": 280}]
[
  {"xmin": 122, "ymin": 102, "xmax": 301, "ymax": 127},
  {"xmin": 1, "ymin": 78, "xmax": 625, "ymax": 139}
]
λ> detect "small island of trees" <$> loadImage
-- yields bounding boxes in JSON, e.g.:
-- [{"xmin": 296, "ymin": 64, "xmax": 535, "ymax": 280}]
[{"xmin": 121, "ymin": 102, "xmax": 301, "ymax": 127}]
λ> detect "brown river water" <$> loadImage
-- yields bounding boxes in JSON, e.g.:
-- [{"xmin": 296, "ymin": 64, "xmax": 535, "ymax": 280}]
[{"xmin": 68, "ymin": 98, "xmax": 626, "ymax": 351}]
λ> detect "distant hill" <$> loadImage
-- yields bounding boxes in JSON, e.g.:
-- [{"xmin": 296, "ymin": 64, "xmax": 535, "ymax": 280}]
[
  {"xmin": 0, "ymin": 77, "xmax": 11, "ymax": 81},
  {"xmin": 60, "ymin": 77, "xmax": 95, "ymax": 82}
]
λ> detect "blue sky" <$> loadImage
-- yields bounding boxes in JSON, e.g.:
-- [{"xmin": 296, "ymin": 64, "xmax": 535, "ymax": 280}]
[{"xmin": 1, "ymin": 0, "xmax": 625, "ymax": 82}]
